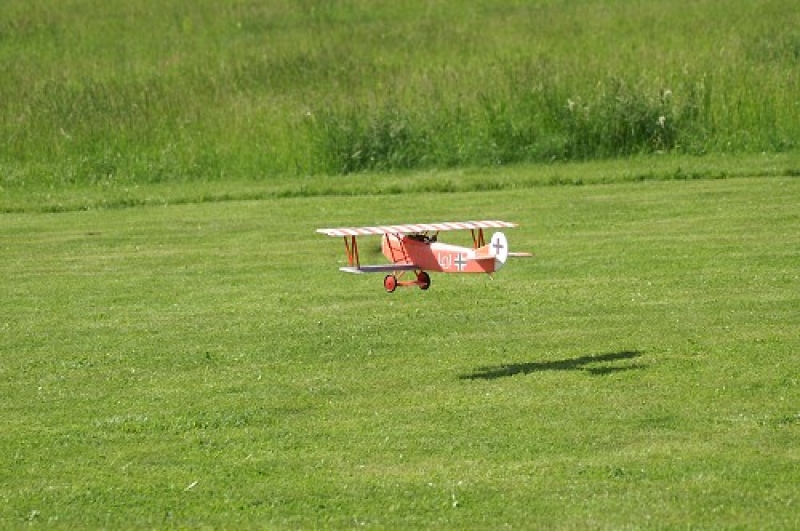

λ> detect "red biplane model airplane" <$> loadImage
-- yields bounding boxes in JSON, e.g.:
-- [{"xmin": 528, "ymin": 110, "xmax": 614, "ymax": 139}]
[{"xmin": 317, "ymin": 220, "xmax": 531, "ymax": 292}]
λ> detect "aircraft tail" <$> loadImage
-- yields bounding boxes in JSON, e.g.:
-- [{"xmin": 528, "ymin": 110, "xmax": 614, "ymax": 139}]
[
  {"xmin": 474, "ymin": 231, "xmax": 509, "ymax": 272},
  {"xmin": 490, "ymin": 231, "xmax": 509, "ymax": 271}
]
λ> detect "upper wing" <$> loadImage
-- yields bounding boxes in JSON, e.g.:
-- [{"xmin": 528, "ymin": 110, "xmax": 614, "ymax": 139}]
[{"xmin": 317, "ymin": 220, "xmax": 517, "ymax": 237}]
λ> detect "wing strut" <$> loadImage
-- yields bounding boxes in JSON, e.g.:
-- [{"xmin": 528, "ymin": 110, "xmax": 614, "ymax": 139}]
[
  {"xmin": 344, "ymin": 236, "xmax": 360, "ymax": 268},
  {"xmin": 470, "ymin": 228, "xmax": 486, "ymax": 249}
]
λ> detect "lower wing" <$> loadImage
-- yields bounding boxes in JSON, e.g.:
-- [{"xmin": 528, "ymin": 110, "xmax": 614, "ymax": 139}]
[{"xmin": 339, "ymin": 264, "xmax": 420, "ymax": 274}]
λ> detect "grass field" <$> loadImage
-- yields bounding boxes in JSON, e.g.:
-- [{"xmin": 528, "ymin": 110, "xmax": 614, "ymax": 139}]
[
  {"xmin": 2, "ymin": 0, "xmax": 799, "ymax": 527},
  {"xmin": 2, "ymin": 166, "xmax": 798, "ymax": 528}
]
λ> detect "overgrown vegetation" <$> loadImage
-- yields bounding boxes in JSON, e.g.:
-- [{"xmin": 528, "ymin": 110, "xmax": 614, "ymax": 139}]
[{"xmin": 1, "ymin": 0, "xmax": 798, "ymax": 185}]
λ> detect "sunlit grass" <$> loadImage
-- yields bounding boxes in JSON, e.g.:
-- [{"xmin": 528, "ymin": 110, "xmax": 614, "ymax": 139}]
[{"xmin": 1, "ymin": 173, "xmax": 798, "ymax": 527}]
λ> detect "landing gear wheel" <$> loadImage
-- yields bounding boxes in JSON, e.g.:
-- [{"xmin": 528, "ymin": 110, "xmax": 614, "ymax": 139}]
[
  {"xmin": 417, "ymin": 271, "xmax": 431, "ymax": 290},
  {"xmin": 383, "ymin": 274, "xmax": 398, "ymax": 293}
]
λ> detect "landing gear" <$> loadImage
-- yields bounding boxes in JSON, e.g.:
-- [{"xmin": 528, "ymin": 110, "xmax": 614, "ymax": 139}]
[
  {"xmin": 383, "ymin": 271, "xmax": 431, "ymax": 292},
  {"xmin": 417, "ymin": 271, "xmax": 431, "ymax": 290},
  {"xmin": 384, "ymin": 274, "xmax": 398, "ymax": 293}
]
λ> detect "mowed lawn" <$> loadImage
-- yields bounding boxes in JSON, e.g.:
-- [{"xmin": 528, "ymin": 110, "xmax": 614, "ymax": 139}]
[{"xmin": 1, "ymin": 175, "xmax": 798, "ymax": 528}]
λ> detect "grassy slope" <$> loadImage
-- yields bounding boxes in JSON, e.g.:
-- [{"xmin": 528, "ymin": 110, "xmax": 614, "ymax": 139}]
[
  {"xmin": 1, "ymin": 173, "xmax": 798, "ymax": 528},
  {"xmin": 1, "ymin": 152, "xmax": 797, "ymax": 214},
  {"xmin": 1, "ymin": 0, "xmax": 798, "ymax": 182}
]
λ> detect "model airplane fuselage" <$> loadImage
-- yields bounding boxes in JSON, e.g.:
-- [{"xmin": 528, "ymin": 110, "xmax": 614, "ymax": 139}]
[{"xmin": 317, "ymin": 221, "xmax": 531, "ymax": 292}]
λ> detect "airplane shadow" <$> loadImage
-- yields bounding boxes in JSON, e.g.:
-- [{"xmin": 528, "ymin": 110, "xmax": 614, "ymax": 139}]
[{"xmin": 460, "ymin": 350, "xmax": 645, "ymax": 380}]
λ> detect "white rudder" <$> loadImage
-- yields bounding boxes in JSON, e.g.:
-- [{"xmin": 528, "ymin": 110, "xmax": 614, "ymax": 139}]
[{"xmin": 489, "ymin": 231, "xmax": 509, "ymax": 271}]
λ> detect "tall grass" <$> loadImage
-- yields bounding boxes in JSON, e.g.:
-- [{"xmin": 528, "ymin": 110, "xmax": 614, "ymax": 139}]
[{"xmin": 1, "ymin": 0, "xmax": 797, "ymax": 184}]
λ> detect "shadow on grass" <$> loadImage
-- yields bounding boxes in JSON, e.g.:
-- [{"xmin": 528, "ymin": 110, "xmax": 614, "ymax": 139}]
[{"xmin": 460, "ymin": 350, "xmax": 645, "ymax": 380}]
